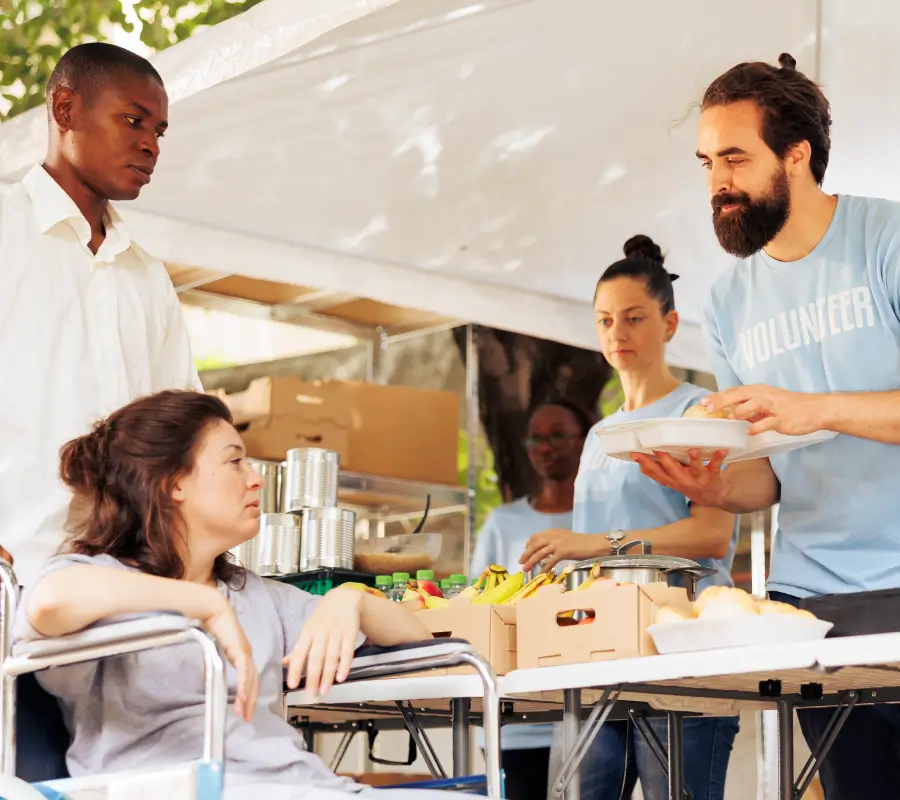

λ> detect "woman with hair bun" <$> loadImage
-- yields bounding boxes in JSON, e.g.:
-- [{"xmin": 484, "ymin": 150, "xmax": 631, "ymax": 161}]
[
  {"xmin": 521, "ymin": 237, "xmax": 740, "ymax": 800},
  {"xmin": 11, "ymin": 390, "xmax": 474, "ymax": 800}
]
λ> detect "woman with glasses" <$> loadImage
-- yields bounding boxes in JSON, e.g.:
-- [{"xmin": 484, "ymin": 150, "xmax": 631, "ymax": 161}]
[
  {"xmin": 521, "ymin": 236, "xmax": 740, "ymax": 800},
  {"xmin": 469, "ymin": 399, "xmax": 592, "ymax": 800}
]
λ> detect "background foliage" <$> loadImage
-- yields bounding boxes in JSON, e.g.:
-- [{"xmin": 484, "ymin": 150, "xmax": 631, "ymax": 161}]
[{"xmin": 0, "ymin": 0, "xmax": 264, "ymax": 119}]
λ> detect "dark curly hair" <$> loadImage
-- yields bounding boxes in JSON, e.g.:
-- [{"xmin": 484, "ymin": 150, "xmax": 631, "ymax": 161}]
[
  {"xmin": 702, "ymin": 52, "xmax": 832, "ymax": 186},
  {"xmin": 59, "ymin": 390, "xmax": 245, "ymax": 588}
]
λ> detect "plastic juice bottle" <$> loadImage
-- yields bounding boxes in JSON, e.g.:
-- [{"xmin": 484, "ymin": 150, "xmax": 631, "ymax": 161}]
[
  {"xmin": 388, "ymin": 572, "xmax": 410, "ymax": 602},
  {"xmin": 445, "ymin": 573, "xmax": 469, "ymax": 599}
]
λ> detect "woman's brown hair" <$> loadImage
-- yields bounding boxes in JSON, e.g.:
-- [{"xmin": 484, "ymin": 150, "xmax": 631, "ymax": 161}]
[{"xmin": 59, "ymin": 390, "xmax": 245, "ymax": 587}]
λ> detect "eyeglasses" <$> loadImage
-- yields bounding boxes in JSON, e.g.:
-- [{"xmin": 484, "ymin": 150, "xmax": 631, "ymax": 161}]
[{"xmin": 524, "ymin": 433, "xmax": 581, "ymax": 449}]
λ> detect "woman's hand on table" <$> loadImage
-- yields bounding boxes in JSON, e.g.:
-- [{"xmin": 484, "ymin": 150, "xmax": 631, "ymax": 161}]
[
  {"xmin": 202, "ymin": 599, "xmax": 259, "ymax": 723},
  {"xmin": 284, "ymin": 588, "xmax": 362, "ymax": 696},
  {"xmin": 520, "ymin": 529, "xmax": 608, "ymax": 572},
  {"xmin": 632, "ymin": 450, "xmax": 728, "ymax": 508}
]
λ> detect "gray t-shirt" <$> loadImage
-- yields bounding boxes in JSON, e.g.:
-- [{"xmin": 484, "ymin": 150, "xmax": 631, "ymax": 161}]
[{"xmin": 13, "ymin": 553, "xmax": 360, "ymax": 789}]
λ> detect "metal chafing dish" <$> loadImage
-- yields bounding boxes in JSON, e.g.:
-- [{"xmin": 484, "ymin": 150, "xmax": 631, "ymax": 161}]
[{"xmin": 566, "ymin": 538, "xmax": 714, "ymax": 600}]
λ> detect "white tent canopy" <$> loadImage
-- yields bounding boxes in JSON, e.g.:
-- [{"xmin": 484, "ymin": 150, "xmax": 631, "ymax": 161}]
[{"xmin": 2, "ymin": 0, "xmax": 897, "ymax": 371}]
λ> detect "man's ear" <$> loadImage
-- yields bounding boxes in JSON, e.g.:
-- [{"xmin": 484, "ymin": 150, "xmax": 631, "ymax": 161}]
[{"xmin": 50, "ymin": 87, "xmax": 76, "ymax": 132}]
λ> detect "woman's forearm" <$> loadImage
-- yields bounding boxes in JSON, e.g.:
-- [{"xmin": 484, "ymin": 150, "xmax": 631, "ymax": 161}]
[
  {"xmin": 354, "ymin": 592, "xmax": 432, "ymax": 646},
  {"xmin": 27, "ymin": 565, "xmax": 225, "ymax": 638}
]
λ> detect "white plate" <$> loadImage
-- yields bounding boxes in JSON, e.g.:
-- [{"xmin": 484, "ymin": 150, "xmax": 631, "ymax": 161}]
[
  {"xmin": 596, "ymin": 419, "xmax": 837, "ymax": 465},
  {"xmin": 726, "ymin": 429, "xmax": 837, "ymax": 463},
  {"xmin": 595, "ymin": 418, "xmax": 749, "ymax": 464},
  {"xmin": 648, "ymin": 615, "xmax": 834, "ymax": 655}
]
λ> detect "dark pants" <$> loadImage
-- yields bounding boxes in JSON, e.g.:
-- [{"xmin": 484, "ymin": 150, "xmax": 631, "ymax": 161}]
[
  {"xmin": 579, "ymin": 717, "xmax": 739, "ymax": 800},
  {"xmin": 496, "ymin": 747, "xmax": 550, "ymax": 800},
  {"xmin": 771, "ymin": 591, "xmax": 900, "ymax": 799}
]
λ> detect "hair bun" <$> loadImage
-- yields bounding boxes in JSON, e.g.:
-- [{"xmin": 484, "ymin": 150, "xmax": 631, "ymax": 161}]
[
  {"xmin": 778, "ymin": 53, "xmax": 797, "ymax": 71},
  {"xmin": 623, "ymin": 234, "xmax": 665, "ymax": 266},
  {"xmin": 668, "ymin": 272, "xmax": 680, "ymax": 282}
]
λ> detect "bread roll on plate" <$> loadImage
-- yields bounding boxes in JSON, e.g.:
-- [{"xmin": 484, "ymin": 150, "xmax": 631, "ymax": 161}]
[
  {"xmin": 655, "ymin": 605, "xmax": 694, "ymax": 625},
  {"xmin": 693, "ymin": 585, "xmax": 729, "ymax": 614},
  {"xmin": 682, "ymin": 404, "xmax": 732, "ymax": 420}
]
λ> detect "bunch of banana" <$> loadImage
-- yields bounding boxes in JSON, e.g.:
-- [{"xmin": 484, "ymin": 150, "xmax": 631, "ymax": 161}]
[
  {"xmin": 507, "ymin": 571, "xmax": 557, "ymax": 605},
  {"xmin": 473, "ymin": 564, "xmax": 510, "ymax": 593},
  {"xmin": 471, "ymin": 570, "xmax": 525, "ymax": 605}
]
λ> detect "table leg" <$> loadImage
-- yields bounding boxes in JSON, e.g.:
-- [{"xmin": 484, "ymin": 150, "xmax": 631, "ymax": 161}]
[
  {"xmin": 777, "ymin": 700, "xmax": 794, "ymax": 800},
  {"xmin": 666, "ymin": 711, "xmax": 684, "ymax": 800},
  {"xmin": 451, "ymin": 697, "xmax": 471, "ymax": 777},
  {"xmin": 563, "ymin": 688, "xmax": 582, "ymax": 800}
]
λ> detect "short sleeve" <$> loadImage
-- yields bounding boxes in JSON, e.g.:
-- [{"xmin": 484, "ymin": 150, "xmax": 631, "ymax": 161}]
[
  {"xmin": 701, "ymin": 294, "xmax": 743, "ymax": 391},
  {"xmin": 13, "ymin": 553, "xmax": 128, "ymax": 644},
  {"xmin": 875, "ymin": 201, "xmax": 900, "ymax": 323},
  {"xmin": 469, "ymin": 512, "xmax": 499, "ymax": 584},
  {"xmin": 262, "ymin": 579, "xmax": 365, "ymax": 657},
  {"xmin": 13, "ymin": 554, "xmax": 127, "ymax": 692}
]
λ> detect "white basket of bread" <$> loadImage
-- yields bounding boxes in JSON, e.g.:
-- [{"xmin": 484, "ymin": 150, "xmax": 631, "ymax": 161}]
[{"xmin": 648, "ymin": 586, "xmax": 833, "ymax": 655}]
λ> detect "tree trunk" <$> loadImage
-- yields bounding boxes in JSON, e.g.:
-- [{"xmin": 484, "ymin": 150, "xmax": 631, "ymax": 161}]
[{"xmin": 453, "ymin": 326, "xmax": 612, "ymax": 502}]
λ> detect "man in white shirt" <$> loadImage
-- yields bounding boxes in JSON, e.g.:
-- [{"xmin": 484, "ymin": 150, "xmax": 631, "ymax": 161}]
[{"xmin": 0, "ymin": 42, "xmax": 200, "ymax": 585}]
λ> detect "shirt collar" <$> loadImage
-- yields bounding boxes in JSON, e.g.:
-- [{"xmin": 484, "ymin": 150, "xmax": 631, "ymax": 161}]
[{"xmin": 21, "ymin": 164, "xmax": 135, "ymax": 261}]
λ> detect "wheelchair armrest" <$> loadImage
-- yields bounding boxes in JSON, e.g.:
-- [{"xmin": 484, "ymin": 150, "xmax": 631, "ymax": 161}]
[
  {"xmin": 287, "ymin": 637, "xmax": 482, "ymax": 689},
  {"xmin": 7, "ymin": 613, "xmax": 203, "ymax": 676}
]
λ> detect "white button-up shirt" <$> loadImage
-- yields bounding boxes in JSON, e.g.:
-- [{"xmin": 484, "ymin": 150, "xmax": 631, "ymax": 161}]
[{"xmin": 0, "ymin": 165, "xmax": 201, "ymax": 584}]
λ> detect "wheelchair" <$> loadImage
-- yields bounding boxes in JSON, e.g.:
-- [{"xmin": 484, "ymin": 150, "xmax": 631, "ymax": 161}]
[{"xmin": 0, "ymin": 561, "xmax": 503, "ymax": 799}]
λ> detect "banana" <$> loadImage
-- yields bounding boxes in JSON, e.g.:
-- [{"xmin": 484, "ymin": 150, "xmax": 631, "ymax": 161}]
[
  {"xmin": 508, "ymin": 572, "xmax": 554, "ymax": 606},
  {"xmin": 451, "ymin": 585, "xmax": 478, "ymax": 604},
  {"xmin": 472, "ymin": 571, "xmax": 525, "ymax": 605},
  {"xmin": 424, "ymin": 595, "xmax": 450, "ymax": 610}
]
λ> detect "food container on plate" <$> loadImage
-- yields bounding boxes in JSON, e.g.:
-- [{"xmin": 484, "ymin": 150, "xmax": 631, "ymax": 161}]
[
  {"xmin": 636, "ymin": 418, "xmax": 749, "ymax": 462},
  {"xmin": 567, "ymin": 540, "xmax": 714, "ymax": 601},
  {"xmin": 648, "ymin": 615, "xmax": 834, "ymax": 655},
  {"xmin": 353, "ymin": 532, "xmax": 442, "ymax": 576},
  {"xmin": 299, "ymin": 507, "xmax": 356, "ymax": 570},
  {"xmin": 256, "ymin": 513, "xmax": 302, "ymax": 575},
  {"xmin": 283, "ymin": 448, "xmax": 340, "ymax": 511},
  {"xmin": 247, "ymin": 458, "xmax": 283, "ymax": 514}
]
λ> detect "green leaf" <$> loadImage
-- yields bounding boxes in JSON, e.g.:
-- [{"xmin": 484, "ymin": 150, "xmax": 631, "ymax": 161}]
[{"xmin": 1, "ymin": 0, "xmax": 263, "ymax": 120}]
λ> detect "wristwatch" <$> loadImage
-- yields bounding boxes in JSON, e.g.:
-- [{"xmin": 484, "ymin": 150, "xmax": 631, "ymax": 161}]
[{"xmin": 605, "ymin": 530, "xmax": 625, "ymax": 553}]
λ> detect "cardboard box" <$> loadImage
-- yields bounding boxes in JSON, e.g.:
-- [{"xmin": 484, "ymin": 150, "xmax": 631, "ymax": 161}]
[
  {"xmin": 408, "ymin": 604, "xmax": 517, "ymax": 676},
  {"xmin": 341, "ymin": 773, "xmax": 432, "ymax": 787},
  {"xmin": 516, "ymin": 581, "xmax": 693, "ymax": 669},
  {"xmin": 215, "ymin": 378, "xmax": 459, "ymax": 485}
]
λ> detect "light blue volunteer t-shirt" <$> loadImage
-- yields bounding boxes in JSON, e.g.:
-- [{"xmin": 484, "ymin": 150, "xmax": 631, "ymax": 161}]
[
  {"xmin": 470, "ymin": 497, "xmax": 571, "ymax": 751},
  {"xmin": 703, "ymin": 194, "xmax": 900, "ymax": 598},
  {"xmin": 574, "ymin": 382, "xmax": 739, "ymax": 592}
]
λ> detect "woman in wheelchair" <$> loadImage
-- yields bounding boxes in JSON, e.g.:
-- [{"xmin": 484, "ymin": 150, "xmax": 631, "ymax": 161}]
[{"xmin": 12, "ymin": 390, "xmax": 458, "ymax": 800}]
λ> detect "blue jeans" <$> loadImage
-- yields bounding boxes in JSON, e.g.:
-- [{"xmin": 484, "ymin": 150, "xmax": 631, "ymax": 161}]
[
  {"xmin": 770, "ymin": 591, "xmax": 900, "ymax": 799},
  {"xmin": 580, "ymin": 717, "xmax": 739, "ymax": 800}
]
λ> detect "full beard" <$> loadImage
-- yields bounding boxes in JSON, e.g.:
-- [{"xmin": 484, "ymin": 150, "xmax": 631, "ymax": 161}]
[{"xmin": 712, "ymin": 167, "xmax": 791, "ymax": 258}]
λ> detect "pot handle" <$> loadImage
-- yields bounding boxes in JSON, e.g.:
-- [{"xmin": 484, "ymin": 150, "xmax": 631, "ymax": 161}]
[{"xmin": 614, "ymin": 539, "xmax": 653, "ymax": 555}]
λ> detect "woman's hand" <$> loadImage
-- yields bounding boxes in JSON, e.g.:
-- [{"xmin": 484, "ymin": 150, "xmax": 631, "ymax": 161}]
[
  {"xmin": 520, "ymin": 529, "xmax": 609, "ymax": 572},
  {"xmin": 202, "ymin": 599, "xmax": 259, "ymax": 723},
  {"xmin": 284, "ymin": 588, "xmax": 362, "ymax": 696},
  {"xmin": 632, "ymin": 450, "xmax": 728, "ymax": 508}
]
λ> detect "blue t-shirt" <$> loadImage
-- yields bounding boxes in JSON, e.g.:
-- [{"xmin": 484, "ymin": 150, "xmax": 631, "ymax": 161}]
[
  {"xmin": 574, "ymin": 382, "xmax": 738, "ymax": 592},
  {"xmin": 703, "ymin": 194, "xmax": 900, "ymax": 598},
  {"xmin": 470, "ymin": 498, "xmax": 571, "ymax": 751}
]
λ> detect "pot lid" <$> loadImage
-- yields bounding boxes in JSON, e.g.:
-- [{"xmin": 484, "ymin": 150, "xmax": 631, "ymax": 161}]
[{"xmin": 571, "ymin": 554, "xmax": 715, "ymax": 576}]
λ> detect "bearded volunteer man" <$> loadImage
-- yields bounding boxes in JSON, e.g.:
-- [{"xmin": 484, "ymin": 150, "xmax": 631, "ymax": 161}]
[
  {"xmin": 0, "ymin": 43, "xmax": 200, "ymax": 588},
  {"xmin": 636, "ymin": 53, "xmax": 900, "ymax": 797}
]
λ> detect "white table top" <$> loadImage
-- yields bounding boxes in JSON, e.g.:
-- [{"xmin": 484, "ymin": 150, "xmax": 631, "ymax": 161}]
[{"xmin": 287, "ymin": 632, "xmax": 900, "ymax": 709}]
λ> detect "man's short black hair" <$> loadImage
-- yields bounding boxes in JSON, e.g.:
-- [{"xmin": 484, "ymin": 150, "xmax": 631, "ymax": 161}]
[{"xmin": 46, "ymin": 42, "xmax": 164, "ymax": 108}]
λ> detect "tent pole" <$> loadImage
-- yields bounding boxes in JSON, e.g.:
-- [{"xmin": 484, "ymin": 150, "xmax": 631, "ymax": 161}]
[
  {"xmin": 464, "ymin": 324, "xmax": 479, "ymax": 572},
  {"xmin": 754, "ymin": 506, "xmax": 779, "ymax": 800}
]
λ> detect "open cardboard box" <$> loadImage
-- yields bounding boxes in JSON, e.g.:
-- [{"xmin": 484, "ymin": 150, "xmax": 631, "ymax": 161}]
[
  {"xmin": 380, "ymin": 604, "xmax": 517, "ymax": 678},
  {"xmin": 214, "ymin": 377, "xmax": 460, "ymax": 485},
  {"xmin": 516, "ymin": 581, "xmax": 692, "ymax": 669}
]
